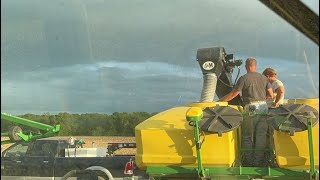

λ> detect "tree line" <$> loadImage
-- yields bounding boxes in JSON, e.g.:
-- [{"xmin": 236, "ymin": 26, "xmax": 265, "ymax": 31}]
[{"xmin": 1, "ymin": 112, "xmax": 157, "ymax": 136}]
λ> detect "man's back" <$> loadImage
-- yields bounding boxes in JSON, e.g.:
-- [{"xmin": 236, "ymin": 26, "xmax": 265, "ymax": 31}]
[
  {"xmin": 235, "ymin": 72, "xmax": 269, "ymax": 105},
  {"xmin": 218, "ymin": 57, "xmax": 273, "ymax": 167}
]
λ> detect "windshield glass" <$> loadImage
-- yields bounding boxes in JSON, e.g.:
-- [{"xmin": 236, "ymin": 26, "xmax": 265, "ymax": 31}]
[{"xmin": 1, "ymin": 0, "xmax": 319, "ymax": 178}]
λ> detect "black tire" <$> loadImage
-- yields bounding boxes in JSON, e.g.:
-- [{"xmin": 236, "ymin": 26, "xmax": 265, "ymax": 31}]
[{"xmin": 8, "ymin": 126, "xmax": 23, "ymax": 141}]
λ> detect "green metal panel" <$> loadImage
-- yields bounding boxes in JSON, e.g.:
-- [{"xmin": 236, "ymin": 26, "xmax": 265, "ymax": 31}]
[
  {"xmin": 186, "ymin": 107, "xmax": 207, "ymax": 178},
  {"xmin": 16, "ymin": 130, "xmax": 61, "ymax": 142},
  {"xmin": 147, "ymin": 166, "xmax": 317, "ymax": 179},
  {"xmin": 307, "ymin": 115, "xmax": 316, "ymax": 179},
  {"xmin": 1, "ymin": 113, "xmax": 61, "ymax": 144},
  {"xmin": 1, "ymin": 113, "xmax": 59, "ymax": 131}
]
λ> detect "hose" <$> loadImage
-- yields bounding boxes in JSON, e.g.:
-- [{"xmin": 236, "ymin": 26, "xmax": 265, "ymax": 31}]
[
  {"xmin": 86, "ymin": 166, "xmax": 114, "ymax": 180},
  {"xmin": 61, "ymin": 166, "xmax": 114, "ymax": 180},
  {"xmin": 200, "ymin": 73, "xmax": 217, "ymax": 102},
  {"xmin": 61, "ymin": 170, "xmax": 80, "ymax": 180}
]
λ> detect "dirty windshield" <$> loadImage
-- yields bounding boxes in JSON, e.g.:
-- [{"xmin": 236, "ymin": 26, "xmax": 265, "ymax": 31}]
[{"xmin": 1, "ymin": 0, "xmax": 319, "ymax": 179}]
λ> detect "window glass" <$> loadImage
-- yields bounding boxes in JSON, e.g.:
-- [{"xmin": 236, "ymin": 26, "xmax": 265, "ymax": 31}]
[{"xmin": 4, "ymin": 143, "xmax": 30, "ymax": 158}]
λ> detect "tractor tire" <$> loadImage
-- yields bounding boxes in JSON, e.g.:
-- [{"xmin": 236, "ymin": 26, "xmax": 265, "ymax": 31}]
[{"xmin": 8, "ymin": 126, "xmax": 23, "ymax": 141}]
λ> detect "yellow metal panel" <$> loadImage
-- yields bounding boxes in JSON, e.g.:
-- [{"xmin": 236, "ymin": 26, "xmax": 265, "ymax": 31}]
[
  {"xmin": 274, "ymin": 98, "xmax": 319, "ymax": 169},
  {"xmin": 186, "ymin": 102, "xmax": 228, "ymax": 107},
  {"xmin": 135, "ymin": 103, "xmax": 239, "ymax": 169}
]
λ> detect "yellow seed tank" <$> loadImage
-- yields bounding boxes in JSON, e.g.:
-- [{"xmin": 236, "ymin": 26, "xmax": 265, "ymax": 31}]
[{"xmin": 135, "ymin": 102, "xmax": 242, "ymax": 169}]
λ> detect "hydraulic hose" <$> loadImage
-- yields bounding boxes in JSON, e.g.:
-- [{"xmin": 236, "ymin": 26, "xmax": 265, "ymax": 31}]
[
  {"xmin": 200, "ymin": 73, "xmax": 217, "ymax": 102},
  {"xmin": 61, "ymin": 170, "xmax": 81, "ymax": 180},
  {"xmin": 61, "ymin": 166, "xmax": 114, "ymax": 180},
  {"xmin": 86, "ymin": 166, "xmax": 114, "ymax": 180}
]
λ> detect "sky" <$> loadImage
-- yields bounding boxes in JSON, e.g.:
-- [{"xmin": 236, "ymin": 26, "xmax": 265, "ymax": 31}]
[{"xmin": 1, "ymin": 0, "xmax": 319, "ymax": 115}]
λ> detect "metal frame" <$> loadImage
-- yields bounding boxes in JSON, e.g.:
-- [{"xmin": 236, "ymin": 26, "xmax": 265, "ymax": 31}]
[
  {"xmin": 147, "ymin": 111, "xmax": 319, "ymax": 180},
  {"xmin": 1, "ymin": 113, "xmax": 60, "ymax": 144}
]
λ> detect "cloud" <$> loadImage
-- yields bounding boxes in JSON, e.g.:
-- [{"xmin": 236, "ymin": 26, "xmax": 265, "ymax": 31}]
[
  {"xmin": 1, "ymin": 0, "xmax": 319, "ymax": 114},
  {"xmin": 1, "ymin": 61, "xmax": 203, "ymax": 114},
  {"xmin": 2, "ymin": 59, "xmax": 319, "ymax": 115},
  {"xmin": 1, "ymin": 0, "xmax": 319, "ymax": 72}
]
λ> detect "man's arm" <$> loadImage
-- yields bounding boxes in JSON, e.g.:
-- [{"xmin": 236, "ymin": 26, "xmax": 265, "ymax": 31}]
[
  {"xmin": 266, "ymin": 87, "xmax": 274, "ymax": 99},
  {"xmin": 266, "ymin": 80, "xmax": 273, "ymax": 99},
  {"xmin": 220, "ymin": 76, "xmax": 243, "ymax": 102},
  {"xmin": 219, "ymin": 89, "xmax": 241, "ymax": 102},
  {"xmin": 274, "ymin": 86, "xmax": 285, "ymax": 106}
]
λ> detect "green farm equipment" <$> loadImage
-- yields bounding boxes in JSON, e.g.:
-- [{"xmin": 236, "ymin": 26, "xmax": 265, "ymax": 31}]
[
  {"xmin": 1, "ymin": 113, "xmax": 60, "ymax": 145},
  {"xmin": 135, "ymin": 47, "xmax": 319, "ymax": 180},
  {"xmin": 136, "ymin": 100, "xmax": 319, "ymax": 180}
]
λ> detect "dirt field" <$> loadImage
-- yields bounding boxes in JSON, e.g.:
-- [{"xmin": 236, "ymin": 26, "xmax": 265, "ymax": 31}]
[{"xmin": 1, "ymin": 136, "xmax": 136, "ymax": 155}]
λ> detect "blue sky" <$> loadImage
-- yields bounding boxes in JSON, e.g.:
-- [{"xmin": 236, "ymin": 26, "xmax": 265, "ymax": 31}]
[{"xmin": 1, "ymin": 0, "xmax": 319, "ymax": 115}]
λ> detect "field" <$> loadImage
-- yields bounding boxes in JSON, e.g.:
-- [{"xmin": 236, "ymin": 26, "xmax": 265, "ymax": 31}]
[{"xmin": 1, "ymin": 136, "xmax": 136, "ymax": 155}]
